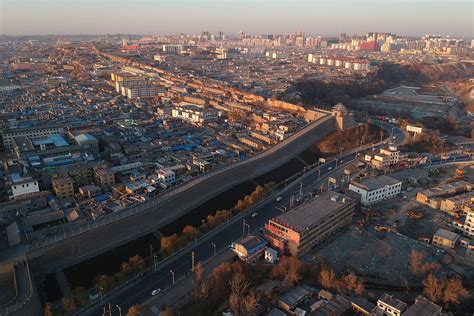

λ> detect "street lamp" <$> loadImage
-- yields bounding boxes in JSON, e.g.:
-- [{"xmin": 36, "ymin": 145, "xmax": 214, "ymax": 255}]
[
  {"xmin": 170, "ymin": 270, "xmax": 175, "ymax": 285},
  {"xmin": 335, "ymin": 158, "xmax": 338, "ymax": 168},
  {"xmin": 99, "ymin": 287, "xmax": 104, "ymax": 304},
  {"xmin": 317, "ymin": 169, "xmax": 321, "ymax": 180},
  {"xmin": 153, "ymin": 255, "xmax": 158, "ymax": 271},
  {"xmin": 116, "ymin": 305, "xmax": 122, "ymax": 316},
  {"xmin": 211, "ymin": 242, "xmax": 216, "ymax": 256}
]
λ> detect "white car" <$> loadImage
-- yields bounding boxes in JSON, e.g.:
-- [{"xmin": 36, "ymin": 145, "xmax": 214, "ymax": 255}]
[
  {"xmin": 151, "ymin": 288, "xmax": 162, "ymax": 296},
  {"xmin": 328, "ymin": 167, "xmax": 333, "ymax": 170},
  {"xmin": 276, "ymin": 196, "xmax": 283, "ymax": 202},
  {"xmin": 251, "ymin": 212, "xmax": 258, "ymax": 217}
]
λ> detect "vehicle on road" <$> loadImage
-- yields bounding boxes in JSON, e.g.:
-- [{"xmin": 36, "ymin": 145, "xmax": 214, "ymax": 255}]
[
  {"xmin": 276, "ymin": 196, "xmax": 283, "ymax": 202},
  {"xmin": 251, "ymin": 212, "xmax": 258, "ymax": 217},
  {"xmin": 340, "ymin": 160, "xmax": 344, "ymax": 163},
  {"xmin": 151, "ymin": 288, "xmax": 162, "ymax": 296},
  {"xmin": 296, "ymin": 197, "xmax": 302, "ymax": 203},
  {"xmin": 328, "ymin": 167, "xmax": 333, "ymax": 170}
]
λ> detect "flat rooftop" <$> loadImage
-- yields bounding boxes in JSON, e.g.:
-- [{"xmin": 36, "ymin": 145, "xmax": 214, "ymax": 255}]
[
  {"xmin": 434, "ymin": 228, "xmax": 459, "ymax": 242},
  {"xmin": 351, "ymin": 175, "xmax": 400, "ymax": 191},
  {"xmin": 271, "ymin": 191, "xmax": 354, "ymax": 233}
]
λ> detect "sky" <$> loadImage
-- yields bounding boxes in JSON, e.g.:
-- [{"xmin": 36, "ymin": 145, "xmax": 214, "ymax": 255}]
[{"xmin": 1, "ymin": 0, "xmax": 472, "ymax": 38}]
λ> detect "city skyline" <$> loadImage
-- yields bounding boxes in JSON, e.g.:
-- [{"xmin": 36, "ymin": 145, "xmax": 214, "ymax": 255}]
[{"xmin": 1, "ymin": 0, "xmax": 472, "ymax": 37}]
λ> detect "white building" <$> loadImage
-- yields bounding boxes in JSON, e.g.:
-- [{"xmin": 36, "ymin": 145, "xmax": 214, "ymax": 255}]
[
  {"xmin": 264, "ymin": 247, "xmax": 278, "ymax": 264},
  {"xmin": 349, "ymin": 175, "xmax": 402, "ymax": 205},
  {"xmin": 122, "ymin": 85, "xmax": 165, "ymax": 98},
  {"xmin": 158, "ymin": 169, "xmax": 175, "ymax": 186},
  {"xmin": 453, "ymin": 207, "xmax": 474, "ymax": 237},
  {"xmin": 171, "ymin": 105, "xmax": 217, "ymax": 125},
  {"xmin": 10, "ymin": 176, "xmax": 39, "ymax": 199},
  {"xmin": 371, "ymin": 293, "xmax": 407, "ymax": 316},
  {"xmin": 3, "ymin": 125, "xmax": 65, "ymax": 149},
  {"xmin": 366, "ymin": 146, "xmax": 400, "ymax": 170}
]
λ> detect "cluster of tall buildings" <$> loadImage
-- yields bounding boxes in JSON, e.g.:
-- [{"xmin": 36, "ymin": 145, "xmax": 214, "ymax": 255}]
[{"xmin": 307, "ymin": 54, "xmax": 370, "ymax": 71}]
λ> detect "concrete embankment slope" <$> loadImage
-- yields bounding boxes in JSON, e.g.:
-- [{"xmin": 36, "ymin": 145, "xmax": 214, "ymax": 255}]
[{"xmin": 28, "ymin": 116, "xmax": 337, "ymax": 274}]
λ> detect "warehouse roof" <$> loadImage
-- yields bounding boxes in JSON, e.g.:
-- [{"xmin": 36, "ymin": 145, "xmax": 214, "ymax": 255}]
[{"xmin": 272, "ymin": 191, "xmax": 354, "ymax": 233}]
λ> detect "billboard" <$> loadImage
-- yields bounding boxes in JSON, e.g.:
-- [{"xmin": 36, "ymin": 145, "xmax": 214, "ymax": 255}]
[{"xmin": 406, "ymin": 125, "xmax": 422, "ymax": 134}]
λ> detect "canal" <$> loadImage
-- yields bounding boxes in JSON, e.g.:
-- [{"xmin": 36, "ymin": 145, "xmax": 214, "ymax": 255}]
[{"xmin": 55, "ymin": 125, "xmax": 380, "ymax": 296}]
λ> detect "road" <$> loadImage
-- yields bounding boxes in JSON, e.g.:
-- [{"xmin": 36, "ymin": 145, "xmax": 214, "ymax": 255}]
[
  {"xmin": 82, "ymin": 122, "xmax": 408, "ymax": 315},
  {"xmin": 80, "ymin": 122, "xmax": 473, "ymax": 315}
]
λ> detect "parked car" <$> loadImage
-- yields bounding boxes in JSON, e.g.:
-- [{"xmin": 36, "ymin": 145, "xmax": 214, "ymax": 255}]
[
  {"xmin": 251, "ymin": 212, "xmax": 258, "ymax": 217},
  {"xmin": 276, "ymin": 196, "xmax": 283, "ymax": 202}
]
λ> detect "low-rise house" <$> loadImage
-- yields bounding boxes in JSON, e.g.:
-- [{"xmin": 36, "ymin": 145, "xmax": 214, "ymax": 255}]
[
  {"xmin": 371, "ymin": 293, "xmax": 407, "ymax": 316},
  {"xmin": 230, "ymin": 235, "xmax": 267, "ymax": 262},
  {"xmin": 264, "ymin": 247, "xmax": 279, "ymax": 264},
  {"xmin": 402, "ymin": 295, "xmax": 442, "ymax": 316},
  {"xmin": 432, "ymin": 228, "xmax": 460, "ymax": 249}
]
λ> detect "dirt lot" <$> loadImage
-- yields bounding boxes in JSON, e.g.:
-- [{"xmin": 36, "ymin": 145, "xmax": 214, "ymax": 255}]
[{"xmin": 310, "ymin": 228, "xmax": 443, "ymax": 282}]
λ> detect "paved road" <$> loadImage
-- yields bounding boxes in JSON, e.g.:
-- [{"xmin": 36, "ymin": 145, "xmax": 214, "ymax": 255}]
[
  {"xmin": 78, "ymin": 121, "xmax": 410, "ymax": 315},
  {"xmin": 82, "ymin": 122, "xmax": 474, "ymax": 315},
  {"xmin": 82, "ymin": 130, "xmax": 404, "ymax": 316}
]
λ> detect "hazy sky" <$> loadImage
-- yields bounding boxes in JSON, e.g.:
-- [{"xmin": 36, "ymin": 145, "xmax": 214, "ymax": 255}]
[{"xmin": 1, "ymin": 0, "xmax": 472, "ymax": 37}]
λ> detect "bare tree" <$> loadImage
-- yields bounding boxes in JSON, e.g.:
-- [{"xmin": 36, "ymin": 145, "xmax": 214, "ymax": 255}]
[
  {"xmin": 242, "ymin": 289, "xmax": 260, "ymax": 315},
  {"xmin": 422, "ymin": 273, "xmax": 443, "ymax": 302},
  {"xmin": 319, "ymin": 265, "xmax": 337, "ymax": 289},
  {"xmin": 284, "ymin": 257, "xmax": 302, "ymax": 286},
  {"xmin": 229, "ymin": 273, "xmax": 251, "ymax": 316},
  {"xmin": 342, "ymin": 272, "xmax": 364, "ymax": 295},
  {"xmin": 443, "ymin": 275, "xmax": 469, "ymax": 306}
]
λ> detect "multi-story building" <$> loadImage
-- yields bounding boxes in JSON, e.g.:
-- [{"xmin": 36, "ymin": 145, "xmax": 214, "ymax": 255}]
[
  {"xmin": 10, "ymin": 175, "xmax": 40, "ymax": 199},
  {"xmin": 453, "ymin": 207, "xmax": 474, "ymax": 237},
  {"xmin": 365, "ymin": 146, "xmax": 400, "ymax": 170},
  {"xmin": 122, "ymin": 85, "xmax": 165, "ymax": 99},
  {"xmin": 2, "ymin": 125, "xmax": 65, "ymax": 150},
  {"xmin": 52, "ymin": 176, "xmax": 75, "ymax": 200},
  {"xmin": 264, "ymin": 192, "xmax": 355, "ymax": 257},
  {"xmin": 94, "ymin": 168, "xmax": 116, "ymax": 191},
  {"xmin": 171, "ymin": 105, "xmax": 217, "ymax": 125},
  {"xmin": 349, "ymin": 175, "xmax": 402, "ymax": 205},
  {"xmin": 158, "ymin": 169, "xmax": 176, "ymax": 186}
]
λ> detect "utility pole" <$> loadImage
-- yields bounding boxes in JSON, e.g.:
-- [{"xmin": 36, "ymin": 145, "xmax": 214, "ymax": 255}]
[
  {"xmin": 242, "ymin": 219, "xmax": 246, "ymax": 237},
  {"xmin": 116, "ymin": 305, "xmax": 122, "ymax": 316},
  {"xmin": 191, "ymin": 251, "xmax": 195, "ymax": 272},
  {"xmin": 149, "ymin": 244, "xmax": 153, "ymax": 261},
  {"xmin": 153, "ymin": 255, "xmax": 157, "ymax": 271},
  {"xmin": 317, "ymin": 169, "xmax": 321, "ymax": 180},
  {"xmin": 299, "ymin": 182, "xmax": 303, "ymax": 198}
]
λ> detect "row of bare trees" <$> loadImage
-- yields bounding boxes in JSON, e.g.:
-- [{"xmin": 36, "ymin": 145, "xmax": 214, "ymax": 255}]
[
  {"xmin": 160, "ymin": 182, "xmax": 275, "ymax": 257},
  {"xmin": 318, "ymin": 265, "xmax": 364, "ymax": 295},
  {"xmin": 423, "ymin": 274, "xmax": 469, "ymax": 307}
]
